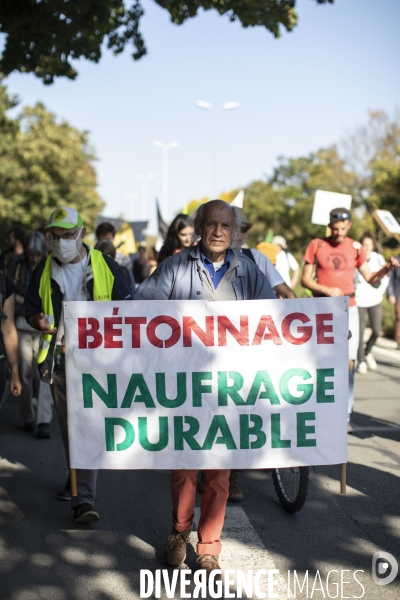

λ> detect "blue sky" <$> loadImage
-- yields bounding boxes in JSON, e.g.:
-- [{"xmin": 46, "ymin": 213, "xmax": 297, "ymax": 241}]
[{"xmin": 3, "ymin": 0, "xmax": 400, "ymax": 233}]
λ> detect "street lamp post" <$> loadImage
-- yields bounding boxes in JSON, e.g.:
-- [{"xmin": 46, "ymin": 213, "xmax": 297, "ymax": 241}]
[
  {"xmin": 153, "ymin": 140, "xmax": 179, "ymax": 220},
  {"xmin": 134, "ymin": 173, "xmax": 155, "ymax": 220},
  {"xmin": 195, "ymin": 101, "xmax": 239, "ymax": 198}
]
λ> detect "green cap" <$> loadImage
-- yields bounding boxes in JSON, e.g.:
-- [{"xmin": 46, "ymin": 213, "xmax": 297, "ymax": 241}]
[{"xmin": 45, "ymin": 206, "xmax": 84, "ymax": 230}]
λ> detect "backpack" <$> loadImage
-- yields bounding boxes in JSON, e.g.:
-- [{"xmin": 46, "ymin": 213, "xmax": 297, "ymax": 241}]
[{"xmin": 242, "ymin": 248, "xmax": 256, "ymax": 264}]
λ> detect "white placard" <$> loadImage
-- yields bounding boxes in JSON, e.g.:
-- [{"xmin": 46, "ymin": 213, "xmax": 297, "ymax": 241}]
[
  {"xmin": 312, "ymin": 190, "xmax": 352, "ymax": 226},
  {"xmin": 374, "ymin": 210, "xmax": 400, "ymax": 235},
  {"xmin": 64, "ymin": 298, "xmax": 349, "ymax": 470}
]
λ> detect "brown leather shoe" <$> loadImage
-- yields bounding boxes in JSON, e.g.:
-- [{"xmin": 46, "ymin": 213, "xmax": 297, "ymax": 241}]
[
  {"xmin": 228, "ymin": 470, "xmax": 244, "ymax": 502},
  {"xmin": 164, "ymin": 527, "xmax": 192, "ymax": 566},
  {"xmin": 196, "ymin": 554, "xmax": 222, "ymax": 580}
]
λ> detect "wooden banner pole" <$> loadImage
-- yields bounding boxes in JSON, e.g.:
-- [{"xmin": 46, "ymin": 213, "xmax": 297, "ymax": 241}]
[
  {"xmin": 70, "ymin": 468, "xmax": 78, "ymax": 497},
  {"xmin": 340, "ymin": 463, "xmax": 346, "ymax": 494}
]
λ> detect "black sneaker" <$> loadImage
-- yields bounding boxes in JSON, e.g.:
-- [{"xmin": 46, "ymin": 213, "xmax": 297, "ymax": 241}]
[
  {"xmin": 73, "ymin": 503, "xmax": 100, "ymax": 524},
  {"xmin": 58, "ymin": 479, "xmax": 72, "ymax": 501},
  {"xmin": 37, "ymin": 423, "xmax": 52, "ymax": 439}
]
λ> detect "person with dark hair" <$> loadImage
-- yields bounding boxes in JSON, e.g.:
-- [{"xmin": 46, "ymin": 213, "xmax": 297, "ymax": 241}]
[
  {"xmin": 355, "ymin": 232, "xmax": 389, "ymax": 375},
  {"xmin": 95, "ymin": 222, "xmax": 116, "ymax": 240},
  {"xmin": 95, "ymin": 221, "xmax": 133, "ymax": 269},
  {"xmin": 132, "ymin": 245, "xmax": 152, "ymax": 284},
  {"xmin": 158, "ymin": 214, "xmax": 194, "ymax": 264},
  {"xmin": 94, "ymin": 238, "xmax": 116, "ymax": 259},
  {"xmin": 0, "ymin": 273, "xmax": 22, "ymax": 402},
  {"xmin": 135, "ymin": 200, "xmax": 276, "ymax": 579},
  {"xmin": 301, "ymin": 208, "xmax": 398, "ymax": 431},
  {"xmin": 0, "ymin": 226, "xmax": 26, "ymax": 279},
  {"xmin": 14, "ymin": 231, "xmax": 53, "ymax": 438}
]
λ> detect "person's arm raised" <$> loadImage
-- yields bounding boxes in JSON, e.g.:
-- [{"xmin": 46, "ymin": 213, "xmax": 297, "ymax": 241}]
[{"xmin": 358, "ymin": 256, "xmax": 399, "ymax": 286}]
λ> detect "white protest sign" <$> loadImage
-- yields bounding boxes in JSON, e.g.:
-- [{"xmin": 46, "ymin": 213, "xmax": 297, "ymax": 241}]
[
  {"xmin": 373, "ymin": 209, "xmax": 400, "ymax": 236},
  {"xmin": 64, "ymin": 298, "xmax": 349, "ymax": 470},
  {"xmin": 311, "ymin": 190, "xmax": 352, "ymax": 226}
]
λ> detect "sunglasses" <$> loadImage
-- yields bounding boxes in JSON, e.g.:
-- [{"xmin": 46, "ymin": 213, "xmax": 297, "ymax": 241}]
[{"xmin": 330, "ymin": 212, "xmax": 350, "ymax": 222}]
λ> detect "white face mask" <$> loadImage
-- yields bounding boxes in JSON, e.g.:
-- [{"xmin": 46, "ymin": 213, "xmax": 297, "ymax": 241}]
[{"xmin": 52, "ymin": 228, "xmax": 83, "ymax": 264}]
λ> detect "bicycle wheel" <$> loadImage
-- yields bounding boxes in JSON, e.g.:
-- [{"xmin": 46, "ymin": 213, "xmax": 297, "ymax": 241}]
[{"xmin": 272, "ymin": 466, "xmax": 309, "ymax": 513}]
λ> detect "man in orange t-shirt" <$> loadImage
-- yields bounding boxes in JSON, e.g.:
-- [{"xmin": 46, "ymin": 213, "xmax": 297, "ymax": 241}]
[{"xmin": 302, "ymin": 207, "xmax": 398, "ymax": 430}]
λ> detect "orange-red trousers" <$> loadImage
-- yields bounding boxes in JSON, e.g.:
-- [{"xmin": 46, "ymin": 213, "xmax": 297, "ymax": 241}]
[{"xmin": 170, "ymin": 469, "xmax": 230, "ymax": 556}]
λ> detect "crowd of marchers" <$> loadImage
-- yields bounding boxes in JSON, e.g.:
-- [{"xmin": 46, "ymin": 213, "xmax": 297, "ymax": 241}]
[{"xmin": 0, "ymin": 200, "xmax": 399, "ymax": 580}]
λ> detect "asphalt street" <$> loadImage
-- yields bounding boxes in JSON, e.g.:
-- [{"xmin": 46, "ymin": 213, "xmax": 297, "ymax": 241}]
[{"xmin": 0, "ymin": 338, "xmax": 399, "ymax": 600}]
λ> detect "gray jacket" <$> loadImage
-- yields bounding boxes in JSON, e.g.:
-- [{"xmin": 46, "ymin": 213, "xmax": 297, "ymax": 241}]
[{"xmin": 134, "ymin": 245, "xmax": 277, "ymax": 301}]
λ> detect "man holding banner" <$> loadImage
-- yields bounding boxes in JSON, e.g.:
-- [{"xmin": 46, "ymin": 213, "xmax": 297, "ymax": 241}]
[
  {"xmin": 134, "ymin": 199, "xmax": 276, "ymax": 577},
  {"xmin": 24, "ymin": 206, "xmax": 131, "ymax": 523}
]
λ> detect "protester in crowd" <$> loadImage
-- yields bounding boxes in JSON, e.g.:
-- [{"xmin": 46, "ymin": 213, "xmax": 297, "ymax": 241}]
[
  {"xmin": 24, "ymin": 207, "xmax": 131, "ymax": 524},
  {"xmin": 95, "ymin": 239, "xmax": 136, "ymax": 295},
  {"xmin": 95, "ymin": 221, "xmax": 132, "ymax": 269},
  {"xmin": 14, "ymin": 231, "xmax": 53, "ymax": 438},
  {"xmin": 273, "ymin": 235, "xmax": 300, "ymax": 289},
  {"xmin": 157, "ymin": 214, "xmax": 194, "ymax": 264},
  {"xmin": 133, "ymin": 245, "xmax": 152, "ymax": 284},
  {"xmin": 0, "ymin": 273, "xmax": 22, "ymax": 401},
  {"xmin": 355, "ymin": 232, "xmax": 389, "ymax": 374},
  {"xmin": 0, "ymin": 227, "xmax": 26, "ymax": 279},
  {"xmin": 301, "ymin": 208, "xmax": 398, "ymax": 432},
  {"xmin": 135, "ymin": 200, "xmax": 276, "ymax": 578},
  {"xmin": 233, "ymin": 208, "xmax": 296, "ymax": 300},
  {"xmin": 388, "ymin": 253, "xmax": 400, "ymax": 351}
]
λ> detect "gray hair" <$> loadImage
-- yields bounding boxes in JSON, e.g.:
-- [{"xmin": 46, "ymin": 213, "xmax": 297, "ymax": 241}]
[
  {"xmin": 24, "ymin": 231, "xmax": 48, "ymax": 258},
  {"xmin": 192, "ymin": 200, "xmax": 247, "ymax": 247}
]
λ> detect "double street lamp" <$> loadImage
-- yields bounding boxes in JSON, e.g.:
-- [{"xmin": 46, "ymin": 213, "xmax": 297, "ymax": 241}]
[
  {"xmin": 153, "ymin": 140, "xmax": 179, "ymax": 220},
  {"xmin": 195, "ymin": 101, "xmax": 239, "ymax": 198}
]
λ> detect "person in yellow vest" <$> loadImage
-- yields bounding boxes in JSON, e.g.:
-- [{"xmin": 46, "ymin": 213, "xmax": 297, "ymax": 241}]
[{"xmin": 24, "ymin": 207, "xmax": 131, "ymax": 524}]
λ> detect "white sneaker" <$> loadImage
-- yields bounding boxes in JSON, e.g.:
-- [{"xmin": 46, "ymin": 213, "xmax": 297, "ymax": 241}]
[
  {"xmin": 357, "ymin": 361, "xmax": 368, "ymax": 375},
  {"xmin": 365, "ymin": 353, "xmax": 377, "ymax": 370}
]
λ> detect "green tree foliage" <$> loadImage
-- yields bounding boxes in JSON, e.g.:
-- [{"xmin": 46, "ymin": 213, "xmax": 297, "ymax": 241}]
[
  {"xmin": 244, "ymin": 146, "xmax": 368, "ymax": 254},
  {"xmin": 340, "ymin": 110, "xmax": 400, "ymax": 243},
  {"xmin": 0, "ymin": 0, "xmax": 333, "ymax": 84},
  {"xmin": 0, "ymin": 85, "xmax": 103, "ymax": 235},
  {"xmin": 367, "ymin": 115, "xmax": 400, "ymax": 223}
]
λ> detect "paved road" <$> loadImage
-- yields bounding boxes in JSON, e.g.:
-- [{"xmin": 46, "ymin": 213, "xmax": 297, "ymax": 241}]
[{"xmin": 0, "ymin": 341, "xmax": 399, "ymax": 600}]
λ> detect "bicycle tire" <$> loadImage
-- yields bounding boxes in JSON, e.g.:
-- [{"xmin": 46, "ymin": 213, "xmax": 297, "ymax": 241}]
[{"xmin": 272, "ymin": 466, "xmax": 309, "ymax": 513}]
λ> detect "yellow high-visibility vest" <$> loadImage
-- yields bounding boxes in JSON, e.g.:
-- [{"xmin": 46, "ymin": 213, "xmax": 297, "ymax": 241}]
[{"xmin": 37, "ymin": 249, "xmax": 114, "ymax": 364}]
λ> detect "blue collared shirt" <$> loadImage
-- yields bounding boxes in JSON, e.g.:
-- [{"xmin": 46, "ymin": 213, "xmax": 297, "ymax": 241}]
[{"xmin": 200, "ymin": 248, "xmax": 231, "ymax": 289}]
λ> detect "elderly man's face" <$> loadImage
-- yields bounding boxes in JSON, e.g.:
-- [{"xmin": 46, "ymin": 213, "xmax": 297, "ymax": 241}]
[{"xmin": 200, "ymin": 202, "xmax": 234, "ymax": 260}]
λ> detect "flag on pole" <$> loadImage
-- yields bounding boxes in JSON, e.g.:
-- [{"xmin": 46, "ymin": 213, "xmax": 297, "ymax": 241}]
[
  {"xmin": 156, "ymin": 198, "xmax": 168, "ymax": 240},
  {"xmin": 230, "ymin": 189, "xmax": 244, "ymax": 208}
]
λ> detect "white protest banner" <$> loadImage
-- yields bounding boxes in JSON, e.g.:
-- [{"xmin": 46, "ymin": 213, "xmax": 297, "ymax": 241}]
[{"xmin": 64, "ymin": 298, "xmax": 349, "ymax": 470}]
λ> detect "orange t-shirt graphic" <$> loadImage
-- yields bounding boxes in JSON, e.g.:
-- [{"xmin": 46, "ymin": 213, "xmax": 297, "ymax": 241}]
[{"xmin": 303, "ymin": 237, "xmax": 366, "ymax": 307}]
